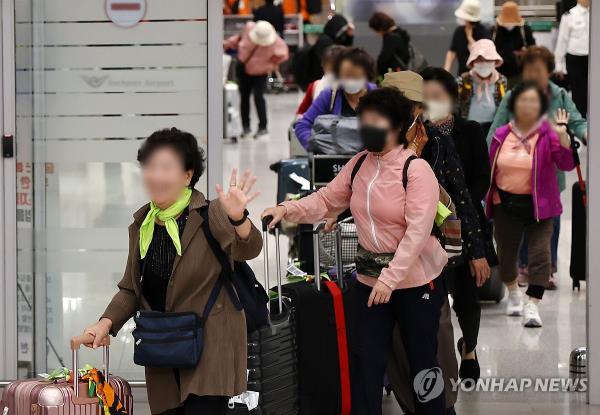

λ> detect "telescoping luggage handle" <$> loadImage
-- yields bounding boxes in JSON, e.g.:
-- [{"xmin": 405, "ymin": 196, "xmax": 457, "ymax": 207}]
[
  {"xmin": 70, "ymin": 333, "xmax": 110, "ymax": 397},
  {"xmin": 313, "ymin": 221, "xmax": 345, "ymax": 291},
  {"xmin": 262, "ymin": 216, "xmax": 284, "ymax": 314}
]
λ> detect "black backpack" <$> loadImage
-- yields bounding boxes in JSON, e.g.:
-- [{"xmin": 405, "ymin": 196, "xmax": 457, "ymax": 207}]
[
  {"xmin": 199, "ymin": 205, "xmax": 269, "ymax": 332},
  {"xmin": 292, "ymin": 45, "xmax": 313, "ymax": 91}
]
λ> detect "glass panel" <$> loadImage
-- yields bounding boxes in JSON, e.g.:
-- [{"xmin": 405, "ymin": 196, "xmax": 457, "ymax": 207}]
[{"xmin": 15, "ymin": 0, "xmax": 209, "ymax": 379}]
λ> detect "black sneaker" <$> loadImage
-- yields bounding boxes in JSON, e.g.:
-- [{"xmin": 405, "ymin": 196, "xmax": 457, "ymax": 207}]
[
  {"xmin": 457, "ymin": 337, "xmax": 480, "ymax": 384},
  {"xmin": 253, "ymin": 128, "xmax": 268, "ymax": 138}
]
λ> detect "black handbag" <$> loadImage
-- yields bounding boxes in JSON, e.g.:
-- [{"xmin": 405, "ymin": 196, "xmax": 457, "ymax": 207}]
[
  {"xmin": 132, "ymin": 206, "xmax": 242, "ymax": 368},
  {"xmin": 497, "ymin": 189, "xmax": 535, "ymax": 222}
]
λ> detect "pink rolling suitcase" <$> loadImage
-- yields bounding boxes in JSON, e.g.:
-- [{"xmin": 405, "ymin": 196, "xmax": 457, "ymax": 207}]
[{"xmin": 1, "ymin": 334, "xmax": 133, "ymax": 414}]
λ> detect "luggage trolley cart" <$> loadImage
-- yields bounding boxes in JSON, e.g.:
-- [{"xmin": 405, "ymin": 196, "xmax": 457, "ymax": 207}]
[{"xmin": 293, "ymin": 154, "xmax": 356, "ymax": 274}]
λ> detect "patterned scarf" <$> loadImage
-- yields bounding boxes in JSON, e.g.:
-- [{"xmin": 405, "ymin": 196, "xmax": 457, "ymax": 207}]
[
  {"xmin": 80, "ymin": 368, "xmax": 128, "ymax": 415},
  {"xmin": 509, "ymin": 120, "xmax": 542, "ymax": 153},
  {"xmin": 470, "ymin": 69, "xmax": 500, "ymax": 104},
  {"xmin": 433, "ymin": 116, "xmax": 455, "ymax": 136}
]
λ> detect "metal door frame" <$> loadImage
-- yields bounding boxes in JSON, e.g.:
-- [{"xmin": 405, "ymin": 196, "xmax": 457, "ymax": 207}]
[{"xmin": 0, "ymin": 0, "xmax": 18, "ymax": 380}]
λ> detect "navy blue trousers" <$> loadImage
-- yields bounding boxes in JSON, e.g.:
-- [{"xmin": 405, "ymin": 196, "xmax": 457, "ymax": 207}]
[{"xmin": 351, "ymin": 278, "xmax": 446, "ymax": 415}]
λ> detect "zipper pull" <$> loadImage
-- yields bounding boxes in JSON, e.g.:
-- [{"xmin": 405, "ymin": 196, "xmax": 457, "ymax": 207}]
[
  {"xmin": 135, "ymin": 339, "xmax": 142, "ymax": 346},
  {"xmin": 136, "ymin": 311, "xmax": 140, "ymax": 318}
]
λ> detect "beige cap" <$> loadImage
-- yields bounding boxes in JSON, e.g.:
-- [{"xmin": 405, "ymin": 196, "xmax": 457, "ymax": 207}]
[{"xmin": 381, "ymin": 71, "xmax": 424, "ymax": 103}]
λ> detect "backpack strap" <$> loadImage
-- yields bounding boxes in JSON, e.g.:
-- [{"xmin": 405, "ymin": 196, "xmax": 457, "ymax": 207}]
[
  {"xmin": 350, "ymin": 153, "xmax": 368, "ymax": 188},
  {"xmin": 402, "ymin": 155, "xmax": 418, "ymax": 190},
  {"xmin": 520, "ymin": 25, "xmax": 528, "ymax": 47},
  {"xmin": 198, "ymin": 204, "xmax": 243, "ymax": 311}
]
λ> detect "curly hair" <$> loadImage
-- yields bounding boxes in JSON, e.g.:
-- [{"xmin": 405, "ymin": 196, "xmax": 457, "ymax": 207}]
[
  {"xmin": 420, "ymin": 66, "xmax": 459, "ymax": 101},
  {"xmin": 333, "ymin": 47, "xmax": 376, "ymax": 82},
  {"xmin": 137, "ymin": 127, "xmax": 206, "ymax": 188},
  {"xmin": 521, "ymin": 46, "xmax": 555, "ymax": 73},
  {"xmin": 357, "ymin": 87, "xmax": 414, "ymax": 147},
  {"xmin": 508, "ymin": 81, "xmax": 550, "ymax": 118}
]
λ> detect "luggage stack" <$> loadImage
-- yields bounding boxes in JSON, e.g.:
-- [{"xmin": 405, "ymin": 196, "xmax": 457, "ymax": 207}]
[
  {"xmin": 279, "ymin": 222, "xmax": 354, "ymax": 415},
  {"xmin": 228, "ymin": 223, "xmax": 299, "ymax": 415}
]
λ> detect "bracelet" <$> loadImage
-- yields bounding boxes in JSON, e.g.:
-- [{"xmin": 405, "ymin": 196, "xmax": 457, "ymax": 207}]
[{"xmin": 229, "ymin": 209, "xmax": 249, "ymax": 227}]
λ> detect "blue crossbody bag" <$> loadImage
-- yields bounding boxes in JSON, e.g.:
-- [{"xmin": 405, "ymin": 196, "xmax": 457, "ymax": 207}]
[{"xmin": 132, "ymin": 205, "xmax": 242, "ymax": 368}]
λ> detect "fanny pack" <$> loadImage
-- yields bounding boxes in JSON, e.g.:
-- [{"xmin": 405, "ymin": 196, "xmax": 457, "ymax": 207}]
[
  {"xmin": 497, "ymin": 188, "xmax": 534, "ymax": 222},
  {"xmin": 355, "ymin": 244, "xmax": 395, "ymax": 278},
  {"xmin": 132, "ymin": 206, "xmax": 240, "ymax": 368}
]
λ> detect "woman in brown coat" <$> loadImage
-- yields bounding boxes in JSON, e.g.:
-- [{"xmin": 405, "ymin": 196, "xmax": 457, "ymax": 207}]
[{"xmin": 83, "ymin": 128, "xmax": 263, "ymax": 414}]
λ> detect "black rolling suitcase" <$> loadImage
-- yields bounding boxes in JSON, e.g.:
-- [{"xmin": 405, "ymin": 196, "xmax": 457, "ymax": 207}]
[
  {"xmin": 570, "ymin": 181, "xmax": 587, "ymax": 290},
  {"xmin": 568, "ymin": 130, "xmax": 587, "ymax": 290},
  {"xmin": 276, "ymin": 221, "xmax": 354, "ymax": 415},
  {"xmin": 228, "ymin": 223, "xmax": 299, "ymax": 415}
]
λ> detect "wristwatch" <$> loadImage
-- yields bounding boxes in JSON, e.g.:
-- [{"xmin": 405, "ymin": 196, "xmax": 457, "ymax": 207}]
[{"xmin": 229, "ymin": 209, "xmax": 249, "ymax": 226}]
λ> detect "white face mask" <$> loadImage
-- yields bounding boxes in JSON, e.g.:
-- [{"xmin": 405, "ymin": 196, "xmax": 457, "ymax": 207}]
[
  {"xmin": 341, "ymin": 78, "xmax": 366, "ymax": 95},
  {"xmin": 502, "ymin": 23, "xmax": 517, "ymax": 31},
  {"xmin": 473, "ymin": 61, "xmax": 496, "ymax": 78},
  {"xmin": 424, "ymin": 101, "xmax": 453, "ymax": 123}
]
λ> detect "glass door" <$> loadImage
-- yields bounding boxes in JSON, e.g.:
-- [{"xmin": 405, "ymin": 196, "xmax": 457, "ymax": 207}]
[{"xmin": 7, "ymin": 0, "xmax": 214, "ymax": 379}]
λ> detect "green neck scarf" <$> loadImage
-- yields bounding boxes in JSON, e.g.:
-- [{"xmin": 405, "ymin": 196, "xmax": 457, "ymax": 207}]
[{"xmin": 139, "ymin": 187, "xmax": 192, "ymax": 259}]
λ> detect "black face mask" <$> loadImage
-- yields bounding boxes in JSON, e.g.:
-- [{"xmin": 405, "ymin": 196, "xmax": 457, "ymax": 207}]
[{"xmin": 360, "ymin": 125, "xmax": 388, "ymax": 153}]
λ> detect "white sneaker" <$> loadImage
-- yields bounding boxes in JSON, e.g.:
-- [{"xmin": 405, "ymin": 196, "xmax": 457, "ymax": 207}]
[
  {"xmin": 523, "ymin": 301, "xmax": 543, "ymax": 328},
  {"xmin": 506, "ymin": 289, "xmax": 524, "ymax": 316}
]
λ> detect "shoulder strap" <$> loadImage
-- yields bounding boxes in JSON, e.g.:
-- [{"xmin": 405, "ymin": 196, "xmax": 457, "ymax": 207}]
[
  {"xmin": 491, "ymin": 25, "xmax": 497, "ymax": 42},
  {"xmin": 402, "ymin": 155, "xmax": 418, "ymax": 190},
  {"xmin": 329, "ymin": 87, "xmax": 338, "ymax": 113},
  {"xmin": 350, "ymin": 153, "xmax": 368, "ymax": 188},
  {"xmin": 198, "ymin": 205, "xmax": 243, "ymax": 312},
  {"xmin": 520, "ymin": 25, "xmax": 528, "ymax": 47}
]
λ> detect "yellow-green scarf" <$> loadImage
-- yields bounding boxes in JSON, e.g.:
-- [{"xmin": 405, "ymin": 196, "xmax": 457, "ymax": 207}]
[{"xmin": 139, "ymin": 187, "xmax": 192, "ymax": 259}]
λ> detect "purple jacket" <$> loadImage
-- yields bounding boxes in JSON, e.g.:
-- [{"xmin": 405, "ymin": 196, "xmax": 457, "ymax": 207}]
[
  {"xmin": 485, "ymin": 120, "xmax": 575, "ymax": 221},
  {"xmin": 295, "ymin": 83, "xmax": 377, "ymax": 149}
]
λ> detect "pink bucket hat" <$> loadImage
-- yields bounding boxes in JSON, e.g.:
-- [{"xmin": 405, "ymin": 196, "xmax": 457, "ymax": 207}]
[{"xmin": 466, "ymin": 39, "xmax": 504, "ymax": 68}]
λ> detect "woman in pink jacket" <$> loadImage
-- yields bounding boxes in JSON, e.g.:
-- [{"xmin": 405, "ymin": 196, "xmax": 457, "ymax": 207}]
[
  {"xmin": 263, "ymin": 88, "xmax": 448, "ymax": 415},
  {"xmin": 224, "ymin": 20, "xmax": 289, "ymax": 138}
]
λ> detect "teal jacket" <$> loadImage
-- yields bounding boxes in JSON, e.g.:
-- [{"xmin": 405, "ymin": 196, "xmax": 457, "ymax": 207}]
[{"xmin": 486, "ymin": 81, "xmax": 588, "ymax": 191}]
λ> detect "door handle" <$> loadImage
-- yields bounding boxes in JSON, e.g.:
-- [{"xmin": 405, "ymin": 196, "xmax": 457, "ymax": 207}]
[{"xmin": 3, "ymin": 134, "xmax": 14, "ymax": 158}]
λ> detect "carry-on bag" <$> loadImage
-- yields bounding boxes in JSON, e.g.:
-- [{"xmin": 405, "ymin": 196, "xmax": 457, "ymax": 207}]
[
  {"xmin": 568, "ymin": 129, "xmax": 587, "ymax": 290},
  {"xmin": 477, "ymin": 267, "xmax": 506, "ymax": 303},
  {"xmin": 1, "ymin": 334, "xmax": 133, "ymax": 415},
  {"xmin": 386, "ymin": 298, "xmax": 459, "ymax": 413},
  {"xmin": 227, "ymin": 220, "xmax": 299, "ymax": 415},
  {"xmin": 276, "ymin": 221, "xmax": 354, "ymax": 415},
  {"xmin": 224, "ymin": 82, "xmax": 243, "ymax": 142},
  {"xmin": 571, "ymin": 181, "xmax": 587, "ymax": 289}
]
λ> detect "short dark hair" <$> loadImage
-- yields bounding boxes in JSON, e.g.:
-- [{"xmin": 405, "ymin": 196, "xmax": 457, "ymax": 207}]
[
  {"xmin": 508, "ymin": 81, "xmax": 550, "ymax": 118},
  {"xmin": 333, "ymin": 47, "xmax": 376, "ymax": 81},
  {"xmin": 521, "ymin": 46, "xmax": 555, "ymax": 73},
  {"xmin": 321, "ymin": 45, "xmax": 346, "ymax": 67},
  {"xmin": 420, "ymin": 66, "xmax": 459, "ymax": 101},
  {"xmin": 368, "ymin": 12, "xmax": 396, "ymax": 32},
  {"xmin": 137, "ymin": 127, "xmax": 206, "ymax": 188},
  {"xmin": 357, "ymin": 87, "xmax": 414, "ymax": 147}
]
